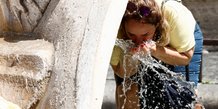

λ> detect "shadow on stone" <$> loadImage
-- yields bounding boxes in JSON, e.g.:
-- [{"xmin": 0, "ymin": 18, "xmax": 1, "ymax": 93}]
[
  {"xmin": 101, "ymin": 101, "xmax": 116, "ymax": 109},
  {"xmin": 204, "ymin": 104, "xmax": 218, "ymax": 109},
  {"xmin": 0, "ymin": 32, "xmax": 42, "ymax": 43}
]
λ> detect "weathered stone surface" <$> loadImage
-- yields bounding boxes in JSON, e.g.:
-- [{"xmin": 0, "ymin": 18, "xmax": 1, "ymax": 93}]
[
  {"xmin": 183, "ymin": 0, "xmax": 218, "ymax": 39},
  {"xmin": 202, "ymin": 50, "xmax": 218, "ymax": 83},
  {"xmin": 34, "ymin": 0, "xmax": 127, "ymax": 109},
  {"xmin": 0, "ymin": 0, "xmax": 50, "ymax": 32},
  {"xmin": 0, "ymin": 73, "xmax": 50, "ymax": 109},
  {"xmin": 0, "ymin": 38, "xmax": 54, "ymax": 108},
  {"xmin": 197, "ymin": 84, "xmax": 218, "ymax": 109}
]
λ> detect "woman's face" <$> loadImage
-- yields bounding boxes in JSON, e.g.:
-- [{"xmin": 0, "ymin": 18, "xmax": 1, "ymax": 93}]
[{"xmin": 124, "ymin": 19, "xmax": 156, "ymax": 45}]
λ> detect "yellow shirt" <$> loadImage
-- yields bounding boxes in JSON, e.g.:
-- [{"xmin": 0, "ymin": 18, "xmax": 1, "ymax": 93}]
[
  {"xmin": 110, "ymin": 0, "xmax": 196, "ymax": 66},
  {"xmin": 160, "ymin": 0, "xmax": 196, "ymax": 52},
  {"xmin": 110, "ymin": 28, "xmax": 124, "ymax": 66}
]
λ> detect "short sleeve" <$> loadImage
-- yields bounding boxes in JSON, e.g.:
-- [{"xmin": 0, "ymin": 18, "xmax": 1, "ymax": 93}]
[
  {"xmin": 110, "ymin": 46, "xmax": 123, "ymax": 66},
  {"xmin": 163, "ymin": 1, "xmax": 196, "ymax": 52},
  {"xmin": 110, "ymin": 27, "xmax": 124, "ymax": 66}
]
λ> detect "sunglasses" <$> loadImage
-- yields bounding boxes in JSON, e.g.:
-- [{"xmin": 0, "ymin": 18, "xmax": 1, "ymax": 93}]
[{"xmin": 126, "ymin": 2, "xmax": 151, "ymax": 17}]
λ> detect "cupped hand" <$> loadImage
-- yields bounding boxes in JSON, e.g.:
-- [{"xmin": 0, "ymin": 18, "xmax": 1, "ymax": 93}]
[{"xmin": 128, "ymin": 41, "xmax": 155, "ymax": 56}]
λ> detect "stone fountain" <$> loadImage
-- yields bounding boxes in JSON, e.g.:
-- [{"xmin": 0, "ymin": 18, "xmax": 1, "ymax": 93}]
[{"xmin": 0, "ymin": 0, "xmax": 127, "ymax": 108}]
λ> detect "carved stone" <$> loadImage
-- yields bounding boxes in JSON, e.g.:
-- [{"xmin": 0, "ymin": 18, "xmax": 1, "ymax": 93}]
[
  {"xmin": 0, "ymin": 38, "xmax": 54, "ymax": 108},
  {"xmin": 0, "ymin": 0, "xmax": 50, "ymax": 32},
  {"xmin": 0, "ymin": 0, "xmax": 127, "ymax": 108}
]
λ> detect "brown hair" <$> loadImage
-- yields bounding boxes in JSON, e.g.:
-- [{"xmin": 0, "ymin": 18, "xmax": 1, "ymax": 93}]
[{"xmin": 121, "ymin": 0, "xmax": 169, "ymax": 46}]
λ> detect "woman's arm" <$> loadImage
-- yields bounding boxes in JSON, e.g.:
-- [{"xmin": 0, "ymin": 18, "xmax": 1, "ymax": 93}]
[
  {"xmin": 150, "ymin": 45, "xmax": 194, "ymax": 66},
  {"xmin": 152, "ymin": 1, "xmax": 196, "ymax": 66}
]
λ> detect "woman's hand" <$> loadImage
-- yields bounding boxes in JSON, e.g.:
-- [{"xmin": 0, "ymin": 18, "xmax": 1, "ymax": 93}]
[
  {"xmin": 114, "ymin": 40, "xmax": 157, "ymax": 78},
  {"xmin": 128, "ymin": 41, "xmax": 156, "ymax": 56}
]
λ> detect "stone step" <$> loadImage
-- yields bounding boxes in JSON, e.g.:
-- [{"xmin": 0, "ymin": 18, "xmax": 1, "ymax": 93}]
[
  {"xmin": 197, "ymin": 84, "xmax": 218, "ymax": 109},
  {"xmin": 0, "ymin": 38, "xmax": 54, "ymax": 109}
]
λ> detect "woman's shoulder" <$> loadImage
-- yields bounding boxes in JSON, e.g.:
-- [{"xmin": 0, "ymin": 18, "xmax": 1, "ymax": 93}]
[
  {"xmin": 162, "ymin": 0, "xmax": 191, "ymax": 16},
  {"xmin": 162, "ymin": 0, "xmax": 195, "ymax": 26}
]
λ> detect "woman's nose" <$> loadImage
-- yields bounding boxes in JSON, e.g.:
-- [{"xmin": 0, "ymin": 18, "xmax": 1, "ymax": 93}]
[{"xmin": 135, "ymin": 37, "xmax": 144, "ymax": 45}]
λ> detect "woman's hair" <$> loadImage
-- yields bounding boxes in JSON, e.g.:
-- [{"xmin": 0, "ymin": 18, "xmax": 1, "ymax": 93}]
[{"xmin": 121, "ymin": 0, "xmax": 169, "ymax": 46}]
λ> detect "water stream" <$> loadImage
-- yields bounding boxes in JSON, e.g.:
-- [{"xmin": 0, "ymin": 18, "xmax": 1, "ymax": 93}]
[{"xmin": 115, "ymin": 39, "xmax": 196, "ymax": 109}]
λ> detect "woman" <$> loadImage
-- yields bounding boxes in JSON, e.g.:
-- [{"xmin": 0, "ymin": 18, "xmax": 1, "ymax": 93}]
[{"xmin": 110, "ymin": 0, "xmax": 203, "ymax": 109}]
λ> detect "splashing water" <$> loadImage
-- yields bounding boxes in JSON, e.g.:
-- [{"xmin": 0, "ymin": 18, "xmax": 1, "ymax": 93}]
[{"xmin": 115, "ymin": 39, "xmax": 196, "ymax": 109}]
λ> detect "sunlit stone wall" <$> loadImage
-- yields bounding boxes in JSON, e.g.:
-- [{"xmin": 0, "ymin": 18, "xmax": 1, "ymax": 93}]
[
  {"xmin": 183, "ymin": 0, "xmax": 218, "ymax": 39},
  {"xmin": 34, "ymin": 0, "xmax": 127, "ymax": 108}
]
